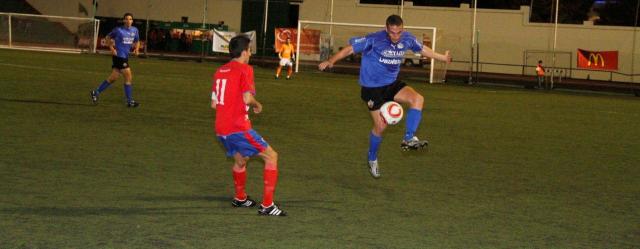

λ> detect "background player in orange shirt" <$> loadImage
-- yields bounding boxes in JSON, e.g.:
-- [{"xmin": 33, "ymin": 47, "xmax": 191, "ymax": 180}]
[
  {"xmin": 211, "ymin": 35, "xmax": 286, "ymax": 216},
  {"xmin": 276, "ymin": 37, "xmax": 295, "ymax": 80}
]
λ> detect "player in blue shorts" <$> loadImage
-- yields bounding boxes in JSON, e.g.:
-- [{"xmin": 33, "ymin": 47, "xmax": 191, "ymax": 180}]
[
  {"xmin": 90, "ymin": 13, "xmax": 140, "ymax": 108},
  {"xmin": 212, "ymin": 35, "xmax": 285, "ymax": 216},
  {"xmin": 319, "ymin": 15, "xmax": 451, "ymax": 178}
]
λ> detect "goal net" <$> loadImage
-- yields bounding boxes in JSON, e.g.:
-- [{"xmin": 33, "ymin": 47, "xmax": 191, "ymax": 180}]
[
  {"xmin": 295, "ymin": 20, "xmax": 446, "ymax": 83},
  {"xmin": 0, "ymin": 12, "xmax": 99, "ymax": 53},
  {"xmin": 523, "ymin": 50, "xmax": 572, "ymax": 78}
]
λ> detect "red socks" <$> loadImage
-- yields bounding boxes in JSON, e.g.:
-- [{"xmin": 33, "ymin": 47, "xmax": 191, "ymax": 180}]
[
  {"xmin": 232, "ymin": 167, "xmax": 247, "ymax": 201},
  {"xmin": 262, "ymin": 164, "xmax": 278, "ymax": 207}
]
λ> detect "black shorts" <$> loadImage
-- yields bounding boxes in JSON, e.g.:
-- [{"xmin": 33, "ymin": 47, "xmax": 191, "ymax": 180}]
[
  {"xmin": 360, "ymin": 80, "xmax": 407, "ymax": 111},
  {"xmin": 112, "ymin": 56, "xmax": 130, "ymax": 70}
]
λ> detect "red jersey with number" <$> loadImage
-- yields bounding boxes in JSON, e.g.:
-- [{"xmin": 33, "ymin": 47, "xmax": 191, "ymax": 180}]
[{"xmin": 212, "ymin": 60, "xmax": 256, "ymax": 135}]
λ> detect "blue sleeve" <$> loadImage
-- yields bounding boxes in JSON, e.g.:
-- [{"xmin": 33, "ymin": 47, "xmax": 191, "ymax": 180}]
[
  {"xmin": 108, "ymin": 28, "xmax": 118, "ymax": 39},
  {"xmin": 134, "ymin": 28, "xmax": 140, "ymax": 42},
  {"xmin": 349, "ymin": 36, "xmax": 372, "ymax": 54},
  {"xmin": 406, "ymin": 34, "xmax": 423, "ymax": 52}
]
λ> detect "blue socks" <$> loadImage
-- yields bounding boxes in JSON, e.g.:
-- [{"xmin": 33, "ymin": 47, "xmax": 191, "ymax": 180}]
[
  {"xmin": 124, "ymin": 84, "xmax": 133, "ymax": 102},
  {"xmin": 96, "ymin": 80, "xmax": 111, "ymax": 94},
  {"xmin": 404, "ymin": 108, "xmax": 422, "ymax": 141},
  {"xmin": 368, "ymin": 132, "xmax": 382, "ymax": 161}
]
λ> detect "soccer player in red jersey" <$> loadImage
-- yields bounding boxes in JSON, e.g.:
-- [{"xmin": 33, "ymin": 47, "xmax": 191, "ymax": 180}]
[{"xmin": 211, "ymin": 35, "xmax": 285, "ymax": 216}]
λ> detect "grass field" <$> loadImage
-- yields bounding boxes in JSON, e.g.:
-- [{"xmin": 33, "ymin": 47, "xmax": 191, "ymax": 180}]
[{"xmin": 1, "ymin": 49, "xmax": 639, "ymax": 248}]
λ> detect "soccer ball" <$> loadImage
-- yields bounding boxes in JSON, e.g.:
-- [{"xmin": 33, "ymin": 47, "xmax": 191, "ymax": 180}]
[{"xmin": 379, "ymin": 101, "xmax": 403, "ymax": 125}]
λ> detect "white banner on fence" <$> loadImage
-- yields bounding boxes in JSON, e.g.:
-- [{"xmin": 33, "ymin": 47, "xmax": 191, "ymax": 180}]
[{"xmin": 212, "ymin": 30, "xmax": 257, "ymax": 54}]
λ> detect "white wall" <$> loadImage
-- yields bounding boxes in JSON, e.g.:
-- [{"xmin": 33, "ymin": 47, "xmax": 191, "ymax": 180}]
[
  {"xmin": 297, "ymin": 1, "xmax": 639, "ymax": 82},
  {"xmin": 24, "ymin": 0, "xmax": 639, "ymax": 82}
]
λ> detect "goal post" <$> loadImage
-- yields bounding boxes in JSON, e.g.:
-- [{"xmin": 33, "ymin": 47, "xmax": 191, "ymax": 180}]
[
  {"xmin": 295, "ymin": 20, "xmax": 443, "ymax": 83},
  {"xmin": 0, "ymin": 12, "xmax": 100, "ymax": 53}
]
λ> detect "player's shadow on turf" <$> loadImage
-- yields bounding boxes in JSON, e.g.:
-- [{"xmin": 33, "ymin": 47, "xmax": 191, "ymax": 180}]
[
  {"xmin": 134, "ymin": 195, "xmax": 228, "ymax": 203},
  {"xmin": 0, "ymin": 97, "xmax": 93, "ymax": 107},
  {"xmin": 0, "ymin": 206, "xmax": 221, "ymax": 217}
]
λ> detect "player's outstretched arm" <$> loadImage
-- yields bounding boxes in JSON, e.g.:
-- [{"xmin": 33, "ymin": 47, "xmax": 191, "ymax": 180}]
[
  {"xmin": 420, "ymin": 46, "xmax": 451, "ymax": 63},
  {"xmin": 243, "ymin": 92, "xmax": 262, "ymax": 114},
  {"xmin": 318, "ymin": 45, "xmax": 354, "ymax": 71}
]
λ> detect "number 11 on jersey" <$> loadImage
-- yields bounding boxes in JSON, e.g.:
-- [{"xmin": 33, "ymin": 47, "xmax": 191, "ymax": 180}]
[{"xmin": 213, "ymin": 78, "xmax": 227, "ymax": 105}]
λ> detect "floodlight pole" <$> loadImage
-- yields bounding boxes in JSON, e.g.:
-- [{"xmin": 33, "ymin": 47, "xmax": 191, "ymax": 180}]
[
  {"xmin": 632, "ymin": 0, "xmax": 640, "ymax": 83},
  {"xmin": 201, "ymin": 0, "xmax": 208, "ymax": 62},
  {"xmin": 400, "ymin": 0, "xmax": 404, "ymax": 18},
  {"xmin": 550, "ymin": 0, "xmax": 559, "ymax": 89},
  {"xmin": 529, "ymin": 0, "xmax": 534, "ymax": 21},
  {"xmin": 202, "ymin": 0, "xmax": 207, "ymax": 29},
  {"xmin": 329, "ymin": 0, "xmax": 333, "ymax": 36},
  {"xmin": 144, "ymin": 0, "xmax": 151, "ymax": 56},
  {"xmin": 469, "ymin": 0, "xmax": 478, "ymax": 84},
  {"xmin": 262, "ymin": 0, "xmax": 269, "ymax": 56}
]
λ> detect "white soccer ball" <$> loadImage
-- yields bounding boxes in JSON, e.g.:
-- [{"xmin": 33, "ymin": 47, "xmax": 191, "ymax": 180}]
[{"xmin": 379, "ymin": 101, "xmax": 404, "ymax": 125}]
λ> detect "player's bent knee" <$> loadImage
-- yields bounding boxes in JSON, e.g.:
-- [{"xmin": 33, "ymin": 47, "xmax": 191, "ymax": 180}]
[{"xmin": 414, "ymin": 94, "xmax": 424, "ymax": 107}]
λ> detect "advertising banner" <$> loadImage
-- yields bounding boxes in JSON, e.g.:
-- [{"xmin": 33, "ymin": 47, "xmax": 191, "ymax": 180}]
[
  {"xmin": 577, "ymin": 49, "xmax": 618, "ymax": 71},
  {"xmin": 275, "ymin": 28, "xmax": 321, "ymax": 54},
  {"xmin": 212, "ymin": 30, "xmax": 256, "ymax": 54}
]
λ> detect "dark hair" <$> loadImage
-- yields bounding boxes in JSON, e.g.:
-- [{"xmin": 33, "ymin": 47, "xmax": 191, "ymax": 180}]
[
  {"xmin": 386, "ymin": 14, "xmax": 403, "ymax": 27},
  {"xmin": 123, "ymin": 13, "xmax": 133, "ymax": 19},
  {"xmin": 229, "ymin": 35, "xmax": 251, "ymax": 59}
]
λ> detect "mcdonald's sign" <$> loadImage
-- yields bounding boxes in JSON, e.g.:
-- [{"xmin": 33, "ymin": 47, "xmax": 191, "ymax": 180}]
[{"xmin": 577, "ymin": 49, "xmax": 618, "ymax": 70}]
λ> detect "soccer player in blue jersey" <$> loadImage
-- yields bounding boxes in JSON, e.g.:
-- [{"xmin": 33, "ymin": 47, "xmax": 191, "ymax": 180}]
[
  {"xmin": 90, "ymin": 13, "xmax": 140, "ymax": 108},
  {"xmin": 318, "ymin": 15, "xmax": 451, "ymax": 178}
]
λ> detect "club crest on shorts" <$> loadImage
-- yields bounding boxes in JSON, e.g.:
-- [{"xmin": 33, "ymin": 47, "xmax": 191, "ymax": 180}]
[
  {"xmin": 123, "ymin": 62, "xmax": 128, "ymax": 67},
  {"xmin": 367, "ymin": 100, "xmax": 374, "ymax": 109}
]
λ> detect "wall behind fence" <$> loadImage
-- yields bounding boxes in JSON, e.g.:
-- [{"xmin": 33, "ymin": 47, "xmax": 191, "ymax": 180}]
[{"xmin": 26, "ymin": 0, "xmax": 242, "ymax": 32}]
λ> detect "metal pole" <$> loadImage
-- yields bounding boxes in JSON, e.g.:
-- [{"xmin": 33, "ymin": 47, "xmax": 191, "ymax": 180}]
[
  {"xmin": 8, "ymin": 14, "xmax": 11, "ymax": 48},
  {"xmin": 400, "ymin": 0, "xmax": 404, "ymax": 18},
  {"xmin": 295, "ymin": 20, "xmax": 301, "ymax": 73},
  {"xmin": 329, "ymin": 0, "xmax": 334, "ymax": 36},
  {"xmin": 632, "ymin": 0, "xmax": 640, "ymax": 83},
  {"xmin": 262, "ymin": 0, "xmax": 269, "ymax": 56},
  {"xmin": 201, "ymin": 0, "xmax": 207, "ymax": 62},
  {"xmin": 202, "ymin": 0, "xmax": 207, "ymax": 29},
  {"xmin": 469, "ymin": 0, "xmax": 477, "ymax": 84},
  {"xmin": 144, "ymin": 0, "xmax": 150, "ymax": 56},
  {"xmin": 529, "ymin": 0, "xmax": 534, "ymax": 21},
  {"xmin": 551, "ymin": 0, "xmax": 559, "ymax": 89}
]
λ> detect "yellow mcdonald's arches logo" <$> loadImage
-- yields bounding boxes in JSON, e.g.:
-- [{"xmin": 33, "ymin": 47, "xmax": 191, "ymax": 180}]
[{"xmin": 587, "ymin": 53, "xmax": 605, "ymax": 67}]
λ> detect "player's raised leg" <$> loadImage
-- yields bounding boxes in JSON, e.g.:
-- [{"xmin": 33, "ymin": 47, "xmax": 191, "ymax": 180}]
[
  {"xmin": 394, "ymin": 86, "xmax": 428, "ymax": 150},
  {"xmin": 90, "ymin": 69, "xmax": 120, "ymax": 105},
  {"xmin": 122, "ymin": 68, "xmax": 139, "ymax": 108},
  {"xmin": 230, "ymin": 152, "xmax": 256, "ymax": 207},
  {"xmin": 367, "ymin": 110, "xmax": 387, "ymax": 178},
  {"xmin": 257, "ymin": 146, "xmax": 286, "ymax": 216}
]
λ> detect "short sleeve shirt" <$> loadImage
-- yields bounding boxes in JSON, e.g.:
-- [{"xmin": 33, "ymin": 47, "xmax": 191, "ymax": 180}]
[
  {"xmin": 350, "ymin": 30, "xmax": 423, "ymax": 87},
  {"xmin": 212, "ymin": 60, "xmax": 256, "ymax": 135}
]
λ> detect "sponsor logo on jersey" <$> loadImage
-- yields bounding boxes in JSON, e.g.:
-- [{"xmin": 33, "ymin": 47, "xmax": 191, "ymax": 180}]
[{"xmin": 353, "ymin": 37, "xmax": 366, "ymax": 44}]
